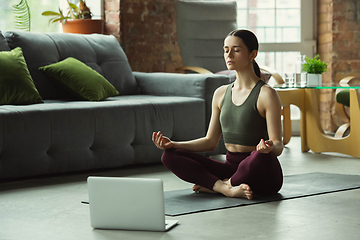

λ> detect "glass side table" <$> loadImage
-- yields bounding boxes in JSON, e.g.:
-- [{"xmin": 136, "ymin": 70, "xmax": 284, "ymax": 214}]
[{"xmin": 273, "ymin": 83, "xmax": 360, "ymax": 158}]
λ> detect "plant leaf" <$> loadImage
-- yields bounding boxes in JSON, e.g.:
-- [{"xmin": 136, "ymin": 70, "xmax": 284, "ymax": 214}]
[
  {"xmin": 302, "ymin": 55, "xmax": 328, "ymax": 74},
  {"xmin": 42, "ymin": 11, "xmax": 62, "ymax": 16},
  {"xmin": 69, "ymin": 3, "xmax": 80, "ymax": 13},
  {"xmin": 12, "ymin": 0, "xmax": 31, "ymax": 32},
  {"xmin": 69, "ymin": 3, "xmax": 81, "ymax": 19}
]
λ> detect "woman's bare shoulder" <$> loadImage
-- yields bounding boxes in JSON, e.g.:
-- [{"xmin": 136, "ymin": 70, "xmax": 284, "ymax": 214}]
[
  {"xmin": 213, "ymin": 84, "xmax": 230, "ymax": 107},
  {"xmin": 259, "ymin": 83, "xmax": 281, "ymax": 105},
  {"xmin": 260, "ymin": 83, "xmax": 278, "ymax": 97},
  {"xmin": 215, "ymin": 84, "xmax": 230, "ymax": 95}
]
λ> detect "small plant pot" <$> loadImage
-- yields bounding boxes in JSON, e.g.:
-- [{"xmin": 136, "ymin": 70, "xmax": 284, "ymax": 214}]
[
  {"xmin": 62, "ymin": 19, "xmax": 104, "ymax": 34},
  {"xmin": 307, "ymin": 73, "xmax": 322, "ymax": 87}
]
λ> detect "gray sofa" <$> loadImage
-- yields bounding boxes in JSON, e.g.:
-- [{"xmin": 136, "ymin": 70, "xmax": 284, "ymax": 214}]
[{"xmin": 0, "ymin": 31, "xmax": 229, "ymax": 180}]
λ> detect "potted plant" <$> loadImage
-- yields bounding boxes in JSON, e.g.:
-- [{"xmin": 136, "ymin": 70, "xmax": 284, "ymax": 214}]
[
  {"xmin": 42, "ymin": 0, "xmax": 103, "ymax": 34},
  {"xmin": 302, "ymin": 54, "xmax": 328, "ymax": 87}
]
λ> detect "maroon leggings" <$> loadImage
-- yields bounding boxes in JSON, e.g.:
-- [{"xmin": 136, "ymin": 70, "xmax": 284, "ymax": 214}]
[{"xmin": 161, "ymin": 148, "xmax": 283, "ymax": 196}]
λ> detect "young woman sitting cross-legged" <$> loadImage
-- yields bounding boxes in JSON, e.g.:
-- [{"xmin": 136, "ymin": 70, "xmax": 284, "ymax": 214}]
[{"xmin": 152, "ymin": 29, "xmax": 283, "ymax": 200}]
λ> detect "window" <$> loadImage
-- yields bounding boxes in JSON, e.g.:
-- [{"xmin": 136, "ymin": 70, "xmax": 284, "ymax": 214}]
[
  {"xmin": 0, "ymin": 0, "xmax": 102, "ymax": 32},
  {"xmin": 226, "ymin": 0, "xmax": 316, "ymax": 76},
  {"xmin": 210, "ymin": 0, "xmax": 315, "ymax": 78},
  {"xmin": 237, "ymin": 0, "xmax": 301, "ymax": 43},
  {"xmin": 1, "ymin": 0, "xmax": 60, "ymax": 32},
  {"xmin": 218, "ymin": 0, "xmax": 316, "ymax": 132},
  {"xmin": 81, "ymin": 0, "xmax": 102, "ymax": 19}
]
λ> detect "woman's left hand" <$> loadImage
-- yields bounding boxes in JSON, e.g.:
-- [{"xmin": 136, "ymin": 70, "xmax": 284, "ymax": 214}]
[{"xmin": 256, "ymin": 139, "xmax": 274, "ymax": 154}]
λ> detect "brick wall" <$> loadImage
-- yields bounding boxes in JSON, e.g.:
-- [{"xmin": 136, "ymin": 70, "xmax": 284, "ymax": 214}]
[
  {"xmin": 317, "ymin": 0, "xmax": 334, "ymax": 132},
  {"xmin": 104, "ymin": 0, "xmax": 360, "ymax": 133},
  {"xmin": 104, "ymin": 0, "xmax": 182, "ymax": 72},
  {"xmin": 104, "ymin": 0, "xmax": 121, "ymax": 42},
  {"xmin": 318, "ymin": 0, "xmax": 360, "ymax": 132},
  {"xmin": 332, "ymin": 0, "xmax": 360, "ymax": 81}
]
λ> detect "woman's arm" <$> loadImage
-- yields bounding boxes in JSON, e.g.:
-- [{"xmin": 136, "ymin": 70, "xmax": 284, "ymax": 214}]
[
  {"xmin": 257, "ymin": 85, "xmax": 284, "ymax": 156},
  {"xmin": 152, "ymin": 85, "xmax": 227, "ymax": 152}
]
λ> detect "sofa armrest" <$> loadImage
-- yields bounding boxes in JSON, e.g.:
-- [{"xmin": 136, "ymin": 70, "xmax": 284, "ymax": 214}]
[
  {"xmin": 134, "ymin": 72, "xmax": 229, "ymax": 98},
  {"xmin": 133, "ymin": 71, "xmax": 230, "ymax": 127}
]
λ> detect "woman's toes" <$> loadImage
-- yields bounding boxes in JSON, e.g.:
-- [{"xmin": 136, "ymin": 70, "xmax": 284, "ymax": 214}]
[
  {"xmin": 240, "ymin": 184, "xmax": 253, "ymax": 199},
  {"xmin": 231, "ymin": 184, "xmax": 253, "ymax": 199},
  {"xmin": 192, "ymin": 184, "xmax": 200, "ymax": 192}
]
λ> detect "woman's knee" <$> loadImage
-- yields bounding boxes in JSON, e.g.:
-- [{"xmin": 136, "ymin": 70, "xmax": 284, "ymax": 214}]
[
  {"xmin": 243, "ymin": 151, "xmax": 266, "ymax": 169},
  {"xmin": 161, "ymin": 149, "xmax": 175, "ymax": 165},
  {"xmin": 248, "ymin": 150, "xmax": 277, "ymax": 168},
  {"xmin": 161, "ymin": 148, "xmax": 186, "ymax": 165}
]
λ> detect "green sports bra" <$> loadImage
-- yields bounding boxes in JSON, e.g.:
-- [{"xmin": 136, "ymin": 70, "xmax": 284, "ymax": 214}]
[{"xmin": 219, "ymin": 80, "xmax": 269, "ymax": 146}]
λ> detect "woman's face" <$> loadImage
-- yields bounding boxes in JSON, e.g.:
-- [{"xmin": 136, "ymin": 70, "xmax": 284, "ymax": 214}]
[{"xmin": 223, "ymin": 36, "xmax": 257, "ymax": 71}]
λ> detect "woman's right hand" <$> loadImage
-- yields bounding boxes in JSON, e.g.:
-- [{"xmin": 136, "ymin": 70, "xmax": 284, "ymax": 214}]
[{"xmin": 152, "ymin": 131, "xmax": 174, "ymax": 150}]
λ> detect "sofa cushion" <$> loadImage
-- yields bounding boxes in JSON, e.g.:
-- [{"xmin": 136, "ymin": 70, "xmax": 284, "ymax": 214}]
[
  {"xmin": 0, "ymin": 95, "xmax": 205, "ymax": 178},
  {"xmin": 39, "ymin": 57, "xmax": 119, "ymax": 101},
  {"xmin": 0, "ymin": 31, "xmax": 10, "ymax": 51},
  {"xmin": 0, "ymin": 47, "xmax": 43, "ymax": 105},
  {"xmin": 4, "ymin": 31, "xmax": 140, "ymax": 99}
]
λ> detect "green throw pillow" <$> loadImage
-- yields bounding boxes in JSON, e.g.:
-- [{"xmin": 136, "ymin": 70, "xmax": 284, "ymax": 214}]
[
  {"xmin": 336, "ymin": 89, "xmax": 350, "ymax": 107},
  {"xmin": 0, "ymin": 47, "xmax": 43, "ymax": 105},
  {"xmin": 39, "ymin": 57, "xmax": 119, "ymax": 101}
]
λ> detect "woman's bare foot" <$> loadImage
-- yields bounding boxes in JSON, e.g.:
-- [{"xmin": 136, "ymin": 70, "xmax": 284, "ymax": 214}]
[
  {"xmin": 228, "ymin": 184, "xmax": 253, "ymax": 199},
  {"xmin": 192, "ymin": 184, "xmax": 216, "ymax": 194},
  {"xmin": 192, "ymin": 179, "xmax": 231, "ymax": 194},
  {"xmin": 212, "ymin": 180, "xmax": 253, "ymax": 199},
  {"xmin": 223, "ymin": 179, "xmax": 231, "ymax": 186}
]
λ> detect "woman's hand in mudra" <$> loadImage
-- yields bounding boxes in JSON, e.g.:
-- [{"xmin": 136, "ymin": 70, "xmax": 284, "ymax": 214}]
[
  {"xmin": 152, "ymin": 131, "xmax": 174, "ymax": 150},
  {"xmin": 256, "ymin": 139, "xmax": 274, "ymax": 154}
]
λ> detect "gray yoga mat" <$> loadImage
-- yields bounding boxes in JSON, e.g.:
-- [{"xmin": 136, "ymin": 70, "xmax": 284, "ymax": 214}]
[{"xmin": 164, "ymin": 172, "xmax": 360, "ymax": 216}]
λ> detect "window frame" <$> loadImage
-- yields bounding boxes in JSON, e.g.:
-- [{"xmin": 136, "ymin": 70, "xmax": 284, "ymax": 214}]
[{"xmin": 256, "ymin": 0, "xmax": 316, "ymax": 58}]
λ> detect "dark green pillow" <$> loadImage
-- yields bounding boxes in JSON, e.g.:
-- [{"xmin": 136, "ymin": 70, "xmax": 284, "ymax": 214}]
[
  {"xmin": 39, "ymin": 57, "xmax": 119, "ymax": 101},
  {"xmin": 336, "ymin": 89, "xmax": 350, "ymax": 107},
  {"xmin": 0, "ymin": 47, "xmax": 43, "ymax": 105}
]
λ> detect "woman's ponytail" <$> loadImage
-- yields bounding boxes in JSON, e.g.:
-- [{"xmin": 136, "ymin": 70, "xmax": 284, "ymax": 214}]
[{"xmin": 253, "ymin": 60, "xmax": 261, "ymax": 78}]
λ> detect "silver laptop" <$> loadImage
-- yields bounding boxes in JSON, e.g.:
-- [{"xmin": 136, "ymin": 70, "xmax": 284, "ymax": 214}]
[{"xmin": 87, "ymin": 176, "xmax": 179, "ymax": 231}]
